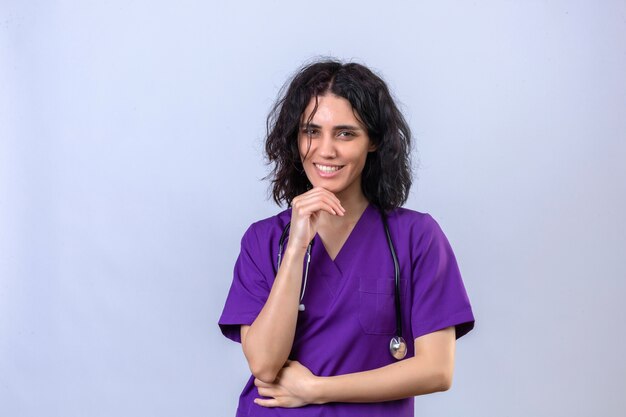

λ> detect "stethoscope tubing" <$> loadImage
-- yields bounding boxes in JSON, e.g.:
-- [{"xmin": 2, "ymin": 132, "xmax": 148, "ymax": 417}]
[
  {"xmin": 381, "ymin": 211, "xmax": 403, "ymax": 339},
  {"xmin": 275, "ymin": 207, "xmax": 406, "ymax": 359}
]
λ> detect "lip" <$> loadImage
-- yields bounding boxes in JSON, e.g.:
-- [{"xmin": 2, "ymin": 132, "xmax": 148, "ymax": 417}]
[{"xmin": 313, "ymin": 162, "xmax": 345, "ymax": 178}]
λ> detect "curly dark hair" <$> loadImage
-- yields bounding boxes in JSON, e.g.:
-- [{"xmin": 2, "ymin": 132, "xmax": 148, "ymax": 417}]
[{"xmin": 264, "ymin": 58, "xmax": 412, "ymax": 211}]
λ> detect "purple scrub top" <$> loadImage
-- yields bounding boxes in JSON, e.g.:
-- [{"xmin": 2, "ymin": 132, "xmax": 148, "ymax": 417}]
[{"xmin": 219, "ymin": 204, "xmax": 475, "ymax": 417}]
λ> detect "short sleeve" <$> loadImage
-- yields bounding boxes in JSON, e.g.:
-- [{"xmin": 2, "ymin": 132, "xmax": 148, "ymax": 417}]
[
  {"xmin": 410, "ymin": 215, "xmax": 475, "ymax": 340},
  {"xmin": 218, "ymin": 224, "xmax": 271, "ymax": 343}
]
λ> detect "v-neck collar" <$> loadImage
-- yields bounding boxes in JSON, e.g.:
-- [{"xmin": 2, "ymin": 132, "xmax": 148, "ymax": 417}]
[{"xmin": 313, "ymin": 202, "xmax": 376, "ymax": 276}]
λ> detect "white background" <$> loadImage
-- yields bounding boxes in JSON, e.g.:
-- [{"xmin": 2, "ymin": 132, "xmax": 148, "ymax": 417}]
[{"xmin": 1, "ymin": 1, "xmax": 625, "ymax": 416}]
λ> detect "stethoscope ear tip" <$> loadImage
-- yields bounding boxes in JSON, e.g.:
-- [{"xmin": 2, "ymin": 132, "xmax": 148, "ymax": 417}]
[{"xmin": 298, "ymin": 304, "xmax": 306, "ymax": 311}]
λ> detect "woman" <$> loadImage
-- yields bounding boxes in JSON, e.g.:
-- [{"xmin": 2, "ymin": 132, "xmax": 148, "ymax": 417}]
[{"xmin": 219, "ymin": 59, "xmax": 475, "ymax": 416}]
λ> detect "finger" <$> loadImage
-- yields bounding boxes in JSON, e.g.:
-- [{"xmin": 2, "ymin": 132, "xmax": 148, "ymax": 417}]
[
  {"xmin": 294, "ymin": 194, "xmax": 345, "ymax": 217},
  {"xmin": 317, "ymin": 187, "xmax": 345, "ymax": 212},
  {"xmin": 311, "ymin": 189, "xmax": 345, "ymax": 214},
  {"xmin": 296, "ymin": 187, "xmax": 340, "ymax": 208},
  {"xmin": 302, "ymin": 187, "xmax": 345, "ymax": 212},
  {"xmin": 254, "ymin": 378, "xmax": 274, "ymax": 388},
  {"xmin": 254, "ymin": 398, "xmax": 280, "ymax": 408},
  {"xmin": 257, "ymin": 387, "xmax": 276, "ymax": 397},
  {"xmin": 293, "ymin": 188, "xmax": 345, "ymax": 215},
  {"xmin": 294, "ymin": 199, "xmax": 341, "ymax": 217}
]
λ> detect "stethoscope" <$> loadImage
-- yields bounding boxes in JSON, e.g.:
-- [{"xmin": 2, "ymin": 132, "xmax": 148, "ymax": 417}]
[{"xmin": 276, "ymin": 209, "xmax": 408, "ymax": 360}]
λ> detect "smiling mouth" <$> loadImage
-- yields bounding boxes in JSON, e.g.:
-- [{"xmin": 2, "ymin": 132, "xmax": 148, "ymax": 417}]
[{"xmin": 314, "ymin": 163, "xmax": 344, "ymax": 173}]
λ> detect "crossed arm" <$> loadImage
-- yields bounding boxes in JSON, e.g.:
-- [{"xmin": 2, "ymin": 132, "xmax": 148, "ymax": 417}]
[
  {"xmin": 241, "ymin": 302, "xmax": 456, "ymax": 407},
  {"xmin": 241, "ymin": 321, "xmax": 456, "ymax": 408}
]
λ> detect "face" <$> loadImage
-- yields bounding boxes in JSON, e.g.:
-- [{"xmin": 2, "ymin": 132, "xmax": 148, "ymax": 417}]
[{"xmin": 298, "ymin": 94, "xmax": 375, "ymax": 200}]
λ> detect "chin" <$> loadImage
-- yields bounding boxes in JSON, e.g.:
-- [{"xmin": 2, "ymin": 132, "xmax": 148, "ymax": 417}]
[
  {"xmin": 305, "ymin": 167, "xmax": 357, "ymax": 196},
  {"xmin": 312, "ymin": 180, "xmax": 355, "ymax": 196}
]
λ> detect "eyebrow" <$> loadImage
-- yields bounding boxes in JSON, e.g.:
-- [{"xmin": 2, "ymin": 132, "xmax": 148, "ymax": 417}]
[{"xmin": 300, "ymin": 123, "xmax": 363, "ymax": 131}]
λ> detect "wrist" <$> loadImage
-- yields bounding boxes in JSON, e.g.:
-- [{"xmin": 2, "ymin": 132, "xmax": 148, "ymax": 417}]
[
  {"xmin": 284, "ymin": 243, "xmax": 308, "ymax": 259},
  {"xmin": 308, "ymin": 375, "xmax": 328, "ymax": 405}
]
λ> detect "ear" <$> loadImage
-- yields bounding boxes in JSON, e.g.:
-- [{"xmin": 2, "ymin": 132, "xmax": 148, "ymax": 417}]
[{"xmin": 368, "ymin": 141, "xmax": 378, "ymax": 152}]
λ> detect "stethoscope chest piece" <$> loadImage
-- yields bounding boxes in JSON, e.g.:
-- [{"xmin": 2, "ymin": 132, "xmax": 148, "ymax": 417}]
[{"xmin": 389, "ymin": 336, "xmax": 407, "ymax": 360}]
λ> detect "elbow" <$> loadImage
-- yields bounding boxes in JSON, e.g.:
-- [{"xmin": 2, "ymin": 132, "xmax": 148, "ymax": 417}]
[
  {"xmin": 434, "ymin": 369, "xmax": 454, "ymax": 392},
  {"xmin": 241, "ymin": 326, "xmax": 287, "ymax": 383},
  {"xmin": 247, "ymin": 359, "xmax": 282, "ymax": 384},
  {"xmin": 243, "ymin": 348, "xmax": 282, "ymax": 383},
  {"xmin": 250, "ymin": 365, "xmax": 279, "ymax": 384}
]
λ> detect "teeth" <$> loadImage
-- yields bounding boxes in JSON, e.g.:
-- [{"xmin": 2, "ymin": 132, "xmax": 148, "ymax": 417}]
[{"xmin": 315, "ymin": 164, "xmax": 342, "ymax": 173}]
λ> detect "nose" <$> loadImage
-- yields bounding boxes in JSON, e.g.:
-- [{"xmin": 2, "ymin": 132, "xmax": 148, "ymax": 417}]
[{"xmin": 317, "ymin": 132, "xmax": 337, "ymax": 159}]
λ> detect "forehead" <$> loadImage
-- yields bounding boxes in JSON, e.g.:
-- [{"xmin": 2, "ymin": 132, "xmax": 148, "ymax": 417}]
[{"xmin": 301, "ymin": 94, "xmax": 363, "ymax": 126}]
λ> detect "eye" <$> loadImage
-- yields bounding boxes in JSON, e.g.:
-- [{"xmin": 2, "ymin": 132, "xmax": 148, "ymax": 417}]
[
  {"xmin": 302, "ymin": 127, "xmax": 319, "ymax": 136},
  {"xmin": 337, "ymin": 130, "xmax": 355, "ymax": 139}
]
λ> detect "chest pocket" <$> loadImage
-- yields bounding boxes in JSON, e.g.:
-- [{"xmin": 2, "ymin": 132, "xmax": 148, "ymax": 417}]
[{"xmin": 358, "ymin": 276, "xmax": 408, "ymax": 335}]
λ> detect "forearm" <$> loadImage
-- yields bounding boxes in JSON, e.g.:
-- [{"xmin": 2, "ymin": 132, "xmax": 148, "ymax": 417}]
[
  {"xmin": 242, "ymin": 246, "xmax": 306, "ymax": 382},
  {"xmin": 314, "ymin": 358, "xmax": 448, "ymax": 403},
  {"xmin": 313, "ymin": 345, "xmax": 454, "ymax": 403}
]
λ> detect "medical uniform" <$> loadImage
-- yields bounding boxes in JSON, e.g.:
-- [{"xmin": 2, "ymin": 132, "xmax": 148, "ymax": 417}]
[{"xmin": 219, "ymin": 203, "xmax": 475, "ymax": 417}]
